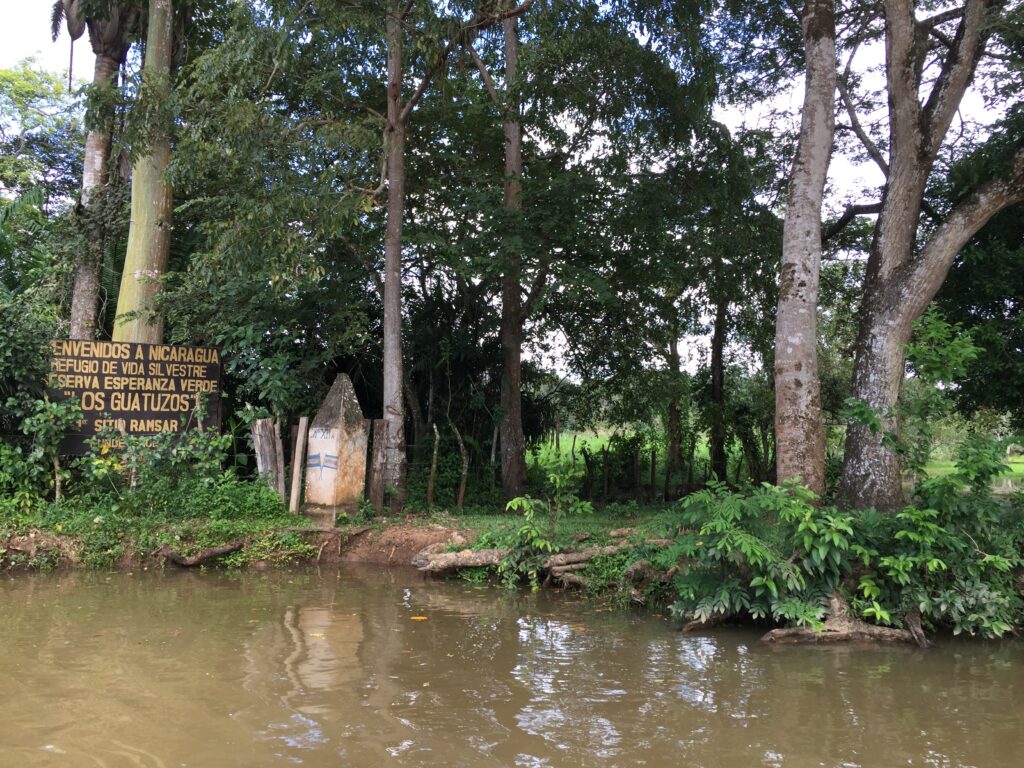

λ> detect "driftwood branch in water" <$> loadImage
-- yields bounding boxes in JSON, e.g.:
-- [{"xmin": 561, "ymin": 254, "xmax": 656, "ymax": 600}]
[
  {"xmin": 761, "ymin": 593, "xmax": 927, "ymax": 647},
  {"xmin": 157, "ymin": 540, "xmax": 246, "ymax": 567}
]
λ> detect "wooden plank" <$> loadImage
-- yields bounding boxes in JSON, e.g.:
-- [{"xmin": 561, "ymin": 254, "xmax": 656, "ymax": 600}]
[{"xmin": 289, "ymin": 416, "xmax": 309, "ymax": 513}]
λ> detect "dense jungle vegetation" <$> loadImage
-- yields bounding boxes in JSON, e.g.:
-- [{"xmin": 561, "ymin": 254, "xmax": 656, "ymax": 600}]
[{"xmin": 2, "ymin": 0, "xmax": 1024, "ymax": 640}]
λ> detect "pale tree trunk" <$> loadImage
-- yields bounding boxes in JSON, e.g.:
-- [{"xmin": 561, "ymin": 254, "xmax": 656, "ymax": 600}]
[
  {"xmin": 709, "ymin": 296, "xmax": 728, "ymax": 482},
  {"xmin": 70, "ymin": 52, "xmax": 120, "ymax": 340},
  {"xmin": 663, "ymin": 336, "xmax": 683, "ymax": 497},
  {"xmin": 113, "ymin": 0, "xmax": 174, "ymax": 344},
  {"xmin": 499, "ymin": 10, "xmax": 528, "ymax": 500},
  {"xmin": 773, "ymin": 0, "xmax": 835, "ymax": 498},
  {"xmin": 380, "ymin": 4, "xmax": 408, "ymax": 511},
  {"xmin": 838, "ymin": 0, "xmax": 1022, "ymax": 510}
]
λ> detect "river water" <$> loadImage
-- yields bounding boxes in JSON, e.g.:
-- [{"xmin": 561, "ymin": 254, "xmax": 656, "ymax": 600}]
[{"xmin": 2, "ymin": 567, "xmax": 1021, "ymax": 767}]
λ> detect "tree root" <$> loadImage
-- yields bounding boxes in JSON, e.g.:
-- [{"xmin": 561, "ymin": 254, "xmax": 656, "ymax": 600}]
[
  {"xmin": 553, "ymin": 573, "xmax": 588, "ymax": 589},
  {"xmin": 680, "ymin": 614, "xmax": 727, "ymax": 634},
  {"xmin": 761, "ymin": 593, "xmax": 928, "ymax": 647},
  {"xmin": 157, "ymin": 540, "xmax": 246, "ymax": 567}
]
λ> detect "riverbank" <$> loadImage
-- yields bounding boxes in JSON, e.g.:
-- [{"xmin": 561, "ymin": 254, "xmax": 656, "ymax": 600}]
[
  {"xmin": 0, "ymin": 518, "xmax": 467, "ymax": 572},
  {"xmin": 5, "ymin": 471, "xmax": 1022, "ymax": 644}
]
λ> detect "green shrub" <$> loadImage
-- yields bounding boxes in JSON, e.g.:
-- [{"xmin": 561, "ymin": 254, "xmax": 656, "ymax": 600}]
[{"xmin": 653, "ymin": 436, "xmax": 1023, "ymax": 638}]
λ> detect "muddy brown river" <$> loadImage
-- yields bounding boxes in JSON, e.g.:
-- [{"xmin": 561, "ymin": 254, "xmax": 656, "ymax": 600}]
[{"xmin": 2, "ymin": 567, "xmax": 1021, "ymax": 767}]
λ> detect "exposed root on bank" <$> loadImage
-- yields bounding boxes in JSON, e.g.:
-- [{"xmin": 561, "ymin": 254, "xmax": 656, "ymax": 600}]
[
  {"xmin": 620, "ymin": 559, "xmax": 677, "ymax": 605},
  {"xmin": 761, "ymin": 594, "xmax": 928, "ymax": 648},
  {"xmin": 680, "ymin": 615, "xmax": 727, "ymax": 634},
  {"xmin": 156, "ymin": 540, "xmax": 246, "ymax": 567}
]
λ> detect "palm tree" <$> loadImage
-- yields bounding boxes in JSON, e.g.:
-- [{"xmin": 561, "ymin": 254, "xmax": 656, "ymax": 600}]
[{"xmin": 51, "ymin": 0, "xmax": 139, "ymax": 339}]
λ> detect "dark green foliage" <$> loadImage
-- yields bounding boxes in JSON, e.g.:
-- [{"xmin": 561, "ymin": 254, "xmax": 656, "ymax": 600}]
[
  {"xmin": 649, "ymin": 434, "xmax": 1023, "ymax": 638},
  {"xmin": 937, "ymin": 202, "xmax": 1024, "ymax": 428},
  {"xmin": 0, "ymin": 289, "xmax": 57, "ymax": 431}
]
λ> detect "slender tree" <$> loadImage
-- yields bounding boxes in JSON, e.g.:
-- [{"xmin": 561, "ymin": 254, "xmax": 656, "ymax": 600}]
[
  {"xmin": 377, "ymin": 0, "xmax": 534, "ymax": 509},
  {"xmin": 52, "ymin": 0, "xmax": 138, "ymax": 339},
  {"xmin": 467, "ymin": 2, "xmax": 535, "ymax": 499}
]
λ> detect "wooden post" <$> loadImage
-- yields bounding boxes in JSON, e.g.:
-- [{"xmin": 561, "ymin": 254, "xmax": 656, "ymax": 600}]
[
  {"xmin": 252, "ymin": 418, "xmax": 283, "ymax": 502},
  {"xmin": 602, "ymin": 447, "xmax": 609, "ymax": 501},
  {"xmin": 451, "ymin": 422, "xmax": 468, "ymax": 510},
  {"xmin": 427, "ymin": 423, "xmax": 440, "ymax": 508},
  {"xmin": 273, "ymin": 418, "xmax": 287, "ymax": 501},
  {"xmin": 289, "ymin": 416, "xmax": 308, "ymax": 513},
  {"xmin": 650, "ymin": 448, "xmax": 657, "ymax": 502},
  {"xmin": 369, "ymin": 419, "xmax": 387, "ymax": 511}
]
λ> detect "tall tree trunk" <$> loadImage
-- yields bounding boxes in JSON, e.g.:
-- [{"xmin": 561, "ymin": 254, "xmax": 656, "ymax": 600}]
[
  {"xmin": 664, "ymin": 395, "xmax": 682, "ymax": 496},
  {"xmin": 836, "ymin": 0, "xmax": 1024, "ymax": 511},
  {"xmin": 113, "ymin": 0, "xmax": 174, "ymax": 344},
  {"xmin": 381, "ymin": 4, "xmax": 408, "ymax": 511},
  {"xmin": 498, "ymin": 10, "xmax": 528, "ymax": 500},
  {"xmin": 70, "ymin": 52, "xmax": 120, "ymax": 340},
  {"xmin": 709, "ymin": 297, "xmax": 728, "ymax": 482},
  {"xmin": 773, "ymin": 0, "xmax": 835, "ymax": 497},
  {"xmin": 664, "ymin": 336, "xmax": 684, "ymax": 497}
]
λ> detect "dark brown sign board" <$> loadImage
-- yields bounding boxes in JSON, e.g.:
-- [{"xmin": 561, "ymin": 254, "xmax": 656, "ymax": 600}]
[{"xmin": 48, "ymin": 339, "xmax": 222, "ymax": 455}]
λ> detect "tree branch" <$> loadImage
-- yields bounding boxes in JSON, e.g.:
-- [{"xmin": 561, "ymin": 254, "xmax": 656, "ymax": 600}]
[
  {"xmin": 822, "ymin": 202, "xmax": 883, "ymax": 243},
  {"xmin": 921, "ymin": 0, "xmax": 990, "ymax": 158},
  {"xmin": 919, "ymin": 7, "xmax": 965, "ymax": 28},
  {"xmin": 901, "ymin": 147, "xmax": 1024, "ymax": 317},
  {"xmin": 399, "ymin": 0, "xmax": 534, "ymax": 125},
  {"xmin": 467, "ymin": 43, "xmax": 501, "ymax": 107},
  {"xmin": 837, "ymin": 75, "xmax": 889, "ymax": 177},
  {"xmin": 522, "ymin": 258, "xmax": 552, "ymax": 319},
  {"xmin": 884, "ymin": 0, "xmax": 923, "ymax": 164}
]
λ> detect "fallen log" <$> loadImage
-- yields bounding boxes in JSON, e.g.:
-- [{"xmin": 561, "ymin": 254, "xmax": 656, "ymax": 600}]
[
  {"xmin": 543, "ymin": 542, "xmax": 632, "ymax": 568},
  {"xmin": 761, "ymin": 594, "xmax": 925, "ymax": 647},
  {"xmin": 157, "ymin": 540, "xmax": 246, "ymax": 567},
  {"xmin": 549, "ymin": 563, "xmax": 589, "ymax": 576},
  {"xmin": 413, "ymin": 547, "xmax": 508, "ymax": 572},
  {"xmin": 413, "ymin": 536, "xmax": 673, "ymax": 575}
]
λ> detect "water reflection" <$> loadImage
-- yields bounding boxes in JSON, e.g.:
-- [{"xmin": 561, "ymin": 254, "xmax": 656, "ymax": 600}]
[{"xmin": 1, "ymin": 568, "xmax": 1023, "ymax": 767}]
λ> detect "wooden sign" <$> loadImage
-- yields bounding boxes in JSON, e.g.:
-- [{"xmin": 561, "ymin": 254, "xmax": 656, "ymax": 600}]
[{"xmin": 48, "ymin": 339, "xmax": 222, "ymax": 455}]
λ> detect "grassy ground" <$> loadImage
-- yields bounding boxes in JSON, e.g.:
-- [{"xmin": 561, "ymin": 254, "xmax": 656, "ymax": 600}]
[
  {"xmin": 923, "ymin": 456, "xmax": 1024, "ymax": 478},
  {"xmin": 420, "ymin": 505, "xmax": 668, "ymax": 545}
]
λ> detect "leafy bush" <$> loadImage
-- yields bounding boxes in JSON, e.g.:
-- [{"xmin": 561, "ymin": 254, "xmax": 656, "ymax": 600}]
[
  {"xmin": 655, "ymin": 481, "xmax": 841, "ymax": 629},
  {"xmin": 654, "ymin": 437, "xmax": 1023, "ymax": 638},
  {"xmin": 0, "ymin": 288, "xmax": 56, "ymax": 432}
]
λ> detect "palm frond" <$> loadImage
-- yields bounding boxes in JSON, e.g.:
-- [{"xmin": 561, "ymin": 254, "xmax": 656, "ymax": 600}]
[{"xmin": 50, "ymin": 0, "xmax": 65, "ymax": 42}]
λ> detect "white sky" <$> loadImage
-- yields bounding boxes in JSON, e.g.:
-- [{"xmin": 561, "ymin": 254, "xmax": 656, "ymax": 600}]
[{"xmin": 1, "ymin": 2, "xmax": 96, "ymax": 79}]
